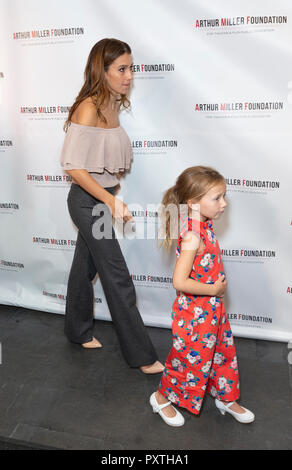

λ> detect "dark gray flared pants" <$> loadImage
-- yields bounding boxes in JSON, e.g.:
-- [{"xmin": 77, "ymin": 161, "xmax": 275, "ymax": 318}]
[{"xmin": 64, "ymin": 183, "xmax": 158, "ymax": 367}]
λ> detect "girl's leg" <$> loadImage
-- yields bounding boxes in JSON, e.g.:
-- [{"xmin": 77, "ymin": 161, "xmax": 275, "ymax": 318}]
[
  {"xmin": 155, "ymin": 390, "xmax": 177, "ymax": 418},
  {"xmin": 206, "ymin": 306, "xmax": 240, "ymax": 404},
  {"xmin": 207, "ymin": 314, "xmax": 255, "ymax": 422},
  {"xmin": 158, "ymin": 304, "xmax": 218, "ymax": 415}
]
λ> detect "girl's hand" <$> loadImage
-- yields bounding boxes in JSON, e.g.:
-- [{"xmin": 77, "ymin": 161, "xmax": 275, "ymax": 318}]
[
  {"xmin": 107, "ymin": 196, "xmax": 133, "ymax": 222},
  {"xmin": 212, "ymin": 274, "xmax": 227, "ymax": 297}
]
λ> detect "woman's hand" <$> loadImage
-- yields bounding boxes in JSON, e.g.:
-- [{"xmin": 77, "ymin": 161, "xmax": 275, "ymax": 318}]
[
  {"xmin": 107, "ymin": 196, "xmax": 133, "ymax": 222},
  {"xmin": 65, "ymin": 171, "xmax": 132, "ymax": 223},
  {"xmin": 212, "ymin": 274, "xmax": 227, "ymax": 297}
]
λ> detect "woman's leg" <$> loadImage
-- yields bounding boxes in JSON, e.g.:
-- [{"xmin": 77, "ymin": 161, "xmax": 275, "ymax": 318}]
[
  {"xmin": 65, "ymin": 184, "xmax": 158, "ymax": 367},
  {"xmin": 64, "ymin": 230, "xmax": 97, "ymax": 344}
]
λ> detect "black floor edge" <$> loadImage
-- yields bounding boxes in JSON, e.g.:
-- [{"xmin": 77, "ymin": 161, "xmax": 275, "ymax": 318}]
[{"xmin": 0, "ymin": 435, "xmax": 59, "ymax": 450}]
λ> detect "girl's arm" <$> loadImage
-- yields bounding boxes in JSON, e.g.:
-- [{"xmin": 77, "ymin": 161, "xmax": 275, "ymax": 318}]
[{"xmin": 172, "ymin": 231, "xmax": 226, "ymax": 296}]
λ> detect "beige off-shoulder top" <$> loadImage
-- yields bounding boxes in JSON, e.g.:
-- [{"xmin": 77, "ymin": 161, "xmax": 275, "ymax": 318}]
[{"xmin": 60, "ymin": 122, "xmax": 133, "ymax": 187}]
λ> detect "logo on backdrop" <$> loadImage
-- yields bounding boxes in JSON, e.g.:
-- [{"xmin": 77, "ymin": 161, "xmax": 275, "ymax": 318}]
[
  {"xmin": 228, "ymin": 312, "xmax": 273, "ymax": 327},
  {"xmin": 225, "ymin": 177, "xmax": 280, "ymax": 195},
  {"xmin": 0, "ymin": 140, "xmax": 13, "ymax": 151},
  {"xmin": 195, "ymin": 102, "xmax": 283, "ymax": 112},
  {"xmin": 0, "ymin": 259, "xmax": 24, "ymax": 271},
  {"xmin": 0, "ymin": 202, "xmax": 19, "ymax": 214},
  {"xmin": 113, "ymin": 207, "xmax": 160, "ymax": 240},
  {"xmin": 27, "ymin": 173, "xmax": 72, "ymax": 186},
  {"xmin": 131, "ymin": 209, "xmax": 159, "ymax": 219},
  {"xmin": 42, "ymin": 290, "xmax": 102, "ymax": 304},
  {"xmin": 132, "ymin": 138, "xmax": 178, "ymax": 156},
  {"xmin": 13, "ymin": 27, "xmax": 84, "ymax": 45},
  {"xmin": 194, "ymin": 15, "xmax": 287, "ymax": 35},
  {"xmin": 194, "ymin": 101, "xmax": 284, "ymax": 120},
  {"xmin": 132, "ymin": 62, "xmax": 175, "ymax": 80},
  {"xmin": 131, "ymin": 273, "xmax": 172, "ymax": 289},
  {"xmin": 33, "ymin": 237, "xmax": 76, "ymax": 249},
  {"xmin": 20, "ymin": 106, "xmax": 70, "ymax": 121},
  {"xmin": 221, "ymin": 248, "xmax": 276, "ymax": 264}
]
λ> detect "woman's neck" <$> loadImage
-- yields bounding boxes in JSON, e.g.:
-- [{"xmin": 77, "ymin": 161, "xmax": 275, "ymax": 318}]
[{"xmin": 99, "ymin": 95, "xmax": 120, "ymax": 128}]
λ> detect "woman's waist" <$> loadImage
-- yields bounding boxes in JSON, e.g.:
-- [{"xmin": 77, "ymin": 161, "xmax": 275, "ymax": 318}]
[{"xmin": 68, "ymin": 181, "xmax": 118, "ymax": 204}]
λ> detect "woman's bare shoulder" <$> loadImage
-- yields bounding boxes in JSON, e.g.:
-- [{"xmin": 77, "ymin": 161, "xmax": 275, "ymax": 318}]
[{"xmin": 72, "ymin": 98, "xmax": 97, "ymax": 126}]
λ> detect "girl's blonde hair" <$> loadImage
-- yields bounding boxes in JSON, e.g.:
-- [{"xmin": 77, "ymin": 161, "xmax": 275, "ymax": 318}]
[{"xmin": 160, "ymin": 166, "xmax": 225, "ymax": 249}]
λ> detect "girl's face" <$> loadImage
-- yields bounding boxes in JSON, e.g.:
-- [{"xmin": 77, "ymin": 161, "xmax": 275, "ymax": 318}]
[
  {"xmin": 105, "ymin": 53, "xmax": 133, "ymax": 96},
  {"xmin": 188, "ymin": 182, "xmax": 227, "ymax": 221}
]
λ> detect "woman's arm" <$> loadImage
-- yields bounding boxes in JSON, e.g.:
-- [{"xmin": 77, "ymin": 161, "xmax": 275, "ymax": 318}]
[
  {"xmin": 172, "ymin": 231, "xmax": 226, "ymax": 296},
  {"xmin": 65, "ymin": 101, "xmax": 132, "ymax": 221},
  {"xmin": 66, "ymin": 169, "xmax": 115, "ymax": 205}
]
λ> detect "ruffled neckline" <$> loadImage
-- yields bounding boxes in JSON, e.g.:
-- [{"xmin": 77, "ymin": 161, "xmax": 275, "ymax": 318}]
[
  {"xmin": 69, "ymin": 121, "xmax": 122, "ymax": 132},
  {"xmin": 60, "ymin": 119, "xmax": 132, "ymax": 174}
]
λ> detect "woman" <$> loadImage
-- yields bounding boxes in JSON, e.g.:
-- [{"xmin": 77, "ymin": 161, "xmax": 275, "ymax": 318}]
[{"xmin": 60, "ymin": 38, "xmax": 164, "ymax": 374}]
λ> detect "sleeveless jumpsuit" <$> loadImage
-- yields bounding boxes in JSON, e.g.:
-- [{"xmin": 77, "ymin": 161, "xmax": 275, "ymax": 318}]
[{"xmin": 159, "ymin": 218, "xmax": 240, "ymax": 415}]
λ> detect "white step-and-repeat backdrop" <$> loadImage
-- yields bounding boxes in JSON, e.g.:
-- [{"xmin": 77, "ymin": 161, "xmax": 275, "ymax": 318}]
[{"xmin": 0, "ymin": 0, "xmax": 291, "ymax": 342}]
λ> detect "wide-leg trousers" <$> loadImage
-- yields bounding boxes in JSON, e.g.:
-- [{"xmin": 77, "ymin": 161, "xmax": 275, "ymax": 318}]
[{"xmin": 64, "ymin": 183, "xmax": 158, "ymax": 367}]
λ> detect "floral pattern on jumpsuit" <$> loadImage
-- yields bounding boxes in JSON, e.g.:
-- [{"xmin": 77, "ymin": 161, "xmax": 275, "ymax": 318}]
[{"xmin": 158, "ymin": 218, "xmax": 240, "ymax": 415}]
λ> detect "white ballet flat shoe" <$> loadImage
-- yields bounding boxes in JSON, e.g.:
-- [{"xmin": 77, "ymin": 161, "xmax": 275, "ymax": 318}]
[
  {"xmin": 150, "ymin": 392, "xmax": 185, "ymax": 427},
  {"xmin": 215, "ymin": 399, "xmax": 255, "ymax": 423}
]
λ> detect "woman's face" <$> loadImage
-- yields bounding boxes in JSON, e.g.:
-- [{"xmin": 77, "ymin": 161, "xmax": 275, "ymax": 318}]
[{"xmin": 105, "ymin": 53, "xmax": 133, "ymax": 95}]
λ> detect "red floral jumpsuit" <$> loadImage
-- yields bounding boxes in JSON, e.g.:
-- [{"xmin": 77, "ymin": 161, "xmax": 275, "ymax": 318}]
[{"xmin": 159, "ymin": 218, "xmax": 240, "ymax": 415}]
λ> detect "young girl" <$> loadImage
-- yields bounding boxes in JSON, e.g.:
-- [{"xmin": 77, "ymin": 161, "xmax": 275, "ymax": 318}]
[{"xmin": 150, "ymin": 166, "xmax": 255, "ymax": 426}]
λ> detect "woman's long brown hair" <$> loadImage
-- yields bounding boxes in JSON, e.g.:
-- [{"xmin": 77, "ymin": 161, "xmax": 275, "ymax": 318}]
[{"xmin": 64, "ymin": 38, "xmax": 131, "ymax": 131}]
